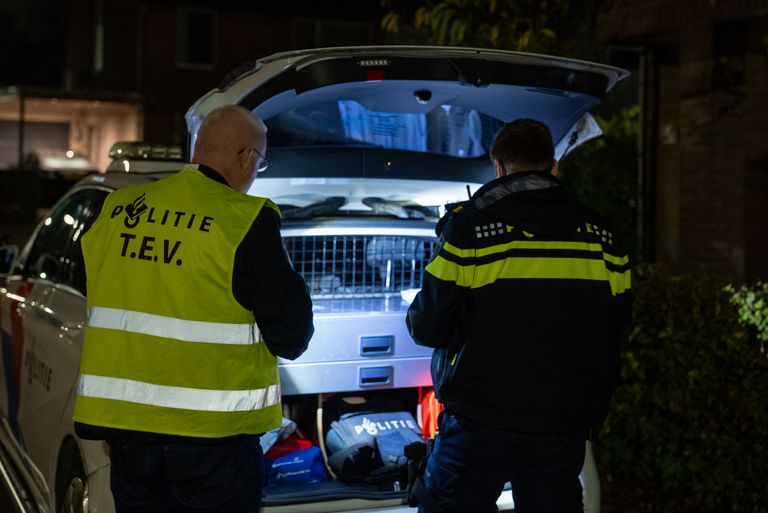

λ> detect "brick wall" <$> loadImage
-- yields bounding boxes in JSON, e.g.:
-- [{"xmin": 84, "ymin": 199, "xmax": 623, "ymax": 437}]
[
  {"xmin": 600, "ymin": 0, "xmax": 768, "ymax": 280},
  {"xmin": 598, "ymin": 0, "xmax": 768, "ymax": 41}
]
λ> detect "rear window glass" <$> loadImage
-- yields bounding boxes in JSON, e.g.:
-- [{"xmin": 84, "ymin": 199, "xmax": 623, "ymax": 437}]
[{"xmin": 266, "ymin": 100, "xmax": 503, "ymax": 158}]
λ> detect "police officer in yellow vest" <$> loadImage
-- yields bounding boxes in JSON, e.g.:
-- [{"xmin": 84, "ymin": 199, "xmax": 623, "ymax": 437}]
[{"xmin": 74, "ymin": 105, "xmax": 314, "ymax": 513}]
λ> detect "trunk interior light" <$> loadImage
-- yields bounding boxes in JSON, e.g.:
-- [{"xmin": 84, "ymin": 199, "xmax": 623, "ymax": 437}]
[{"xmin": 358, "ymin": 59, "xmax": 390, "ymax": 67}]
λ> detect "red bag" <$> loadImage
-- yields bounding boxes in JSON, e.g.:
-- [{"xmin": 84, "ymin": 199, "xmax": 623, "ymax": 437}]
[{"xmin": 264, "ymin": 432, "xmax": 313, "ymax": 460}]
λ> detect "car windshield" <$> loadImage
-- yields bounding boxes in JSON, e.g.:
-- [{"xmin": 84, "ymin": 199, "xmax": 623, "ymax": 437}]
[{"xmin": 266, "ymin": 100, "xmax": 504, "ymax": 158}]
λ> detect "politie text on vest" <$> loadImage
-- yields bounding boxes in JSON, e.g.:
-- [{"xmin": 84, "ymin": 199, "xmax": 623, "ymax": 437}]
[{"xmin": 109, "ymin": 192, "xmax": 215, "ymax": 267}]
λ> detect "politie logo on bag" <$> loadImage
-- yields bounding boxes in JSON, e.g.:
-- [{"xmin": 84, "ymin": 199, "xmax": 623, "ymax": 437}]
[
  {"xmin": 328, "ymin": 412, "xmax": 422, "ymax": 452},
  {"xmin": 325, "ymin": 411, "xmax": 425, "ymax": 482},
  {"xmin": 352, "ymin": 415, "xmax": 420, "ymax": 436}
]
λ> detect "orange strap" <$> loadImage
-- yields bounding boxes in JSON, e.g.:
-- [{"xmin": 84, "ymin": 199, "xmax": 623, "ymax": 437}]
[{"xmin": 419, "ymin": 388, "xmax": 444, "ymax": 438}]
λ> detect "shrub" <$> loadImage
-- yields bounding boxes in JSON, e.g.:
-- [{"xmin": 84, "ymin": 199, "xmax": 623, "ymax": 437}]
[
  {"xmin": 724, "ymin": 281, "xmax": 768, "ymax": 353},
  {"xmin": 596, "ymin": 265, "xmax": 768, "ymax": 513}
]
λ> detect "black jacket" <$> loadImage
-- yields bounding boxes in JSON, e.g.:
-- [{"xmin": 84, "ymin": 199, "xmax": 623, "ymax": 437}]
[{"xmin": 407, "ymin": 172, "xmax": 631, "ymax": 433}]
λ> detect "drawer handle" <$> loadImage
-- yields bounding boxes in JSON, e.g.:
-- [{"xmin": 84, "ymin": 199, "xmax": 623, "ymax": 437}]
[
  {"xmin": 360, "ymin": 335, "xmax": 394, "ymax": 356},
  {"xmin": 359, "ymin": 366, "xmax": 393, "ymax": 387}
]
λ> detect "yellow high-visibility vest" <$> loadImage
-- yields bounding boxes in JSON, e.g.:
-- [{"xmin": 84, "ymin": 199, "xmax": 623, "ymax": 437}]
[{"xmin": 74, "ymin": 166, "xmax": 281, "ymax": 437}]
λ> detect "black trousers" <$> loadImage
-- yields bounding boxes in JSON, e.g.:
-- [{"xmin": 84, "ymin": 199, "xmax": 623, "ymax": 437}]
[
  {"xmin": 419, "ymin": 413, "xmax": 586, "ymax": 513},
  {"xmin": 107, "ymin": 436, "xmax": 264, "ymax": 513}
]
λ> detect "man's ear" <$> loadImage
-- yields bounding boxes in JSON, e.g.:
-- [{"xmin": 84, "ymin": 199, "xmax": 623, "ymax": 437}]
[
  {"xmin": 551, "ymin": 159, "xmax": 559, "ymax": 177},
  {"xmin": 493, "ymin": 159, "xmax": 505, "ymax": 178},
  {"xmin": 240, "ymin": 149, "xmax": 251, "ymax": 173}
]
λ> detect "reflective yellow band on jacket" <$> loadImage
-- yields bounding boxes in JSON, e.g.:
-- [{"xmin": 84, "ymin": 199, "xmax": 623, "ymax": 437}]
[
  {"xmin": 427, "ymin": 254, "xmax": 630, "ymax": 295},
  {"xmin": 77, "ymin": 374, "xmax": 281, "ymax": 412},
  {"xmin": 474, "ymin": 240, "xmax": 629, "ymax": 267},
  {"xmin": 426, "ymin": 255, "xmax": 476, "ymax": 287},
  {"xmin": 475, "ymin": 257, "xmax": 630, "ymax": 295},
  {"xmin": 610, "ymin": 268, "xmax": 631, "ymax": 296},
  {"xmin": 88, "ymin": 307, "xmax": 259, "ymax": 345},
  {"xmin": 441, "ymin": 241, "xmax": 475, "ymax": 259}
]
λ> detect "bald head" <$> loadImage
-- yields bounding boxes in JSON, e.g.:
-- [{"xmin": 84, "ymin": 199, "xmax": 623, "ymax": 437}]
[{"xmin": 192, "ymin": 105, "xmax": 267, "ymax": 193}]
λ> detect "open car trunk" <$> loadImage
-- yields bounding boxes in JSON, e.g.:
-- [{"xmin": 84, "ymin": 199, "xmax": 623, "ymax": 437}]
[
  {"xmin": 183, "ymin": 45, "xmax": 627, "ymax": 513},
  {"xmin": 260, "ymin": 388, "xmax": 521, "ymax": 513},
  {"xmin": 261, "ymin": 390, "xmax": 419, "ymax": 512}
]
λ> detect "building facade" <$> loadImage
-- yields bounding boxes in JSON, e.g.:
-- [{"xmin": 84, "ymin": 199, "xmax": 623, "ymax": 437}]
[
  {"xmin": 0, "ymin": 1, "xmax": 382, "ymax": 172},
  {"xmin": 599, "ymin": 0, "xmax": 768, "ymax": 281},
  {"xmin": 64, "ymin": 0, "xmax": 381, "ymax": 146}
]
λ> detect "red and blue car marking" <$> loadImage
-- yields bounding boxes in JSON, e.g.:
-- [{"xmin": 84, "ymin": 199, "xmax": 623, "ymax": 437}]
[{"xmin": 1, "ymin": 281, "xmax": 33, "ymax": 442}]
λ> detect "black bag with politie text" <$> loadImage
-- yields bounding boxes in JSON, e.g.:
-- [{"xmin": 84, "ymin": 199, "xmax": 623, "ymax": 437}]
[{"xmin": 323, "ymin": 394, "xmax": 425, "ymax": 484}]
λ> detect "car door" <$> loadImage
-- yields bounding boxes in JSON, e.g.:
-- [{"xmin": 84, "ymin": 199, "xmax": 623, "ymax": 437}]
[
  {"xmin": 0, "ymin": 416, "xmax": 53, "ymax": 513},
  {"xmin": 2, "ymin": 187, "xmax": 108, "ymax": 480}
]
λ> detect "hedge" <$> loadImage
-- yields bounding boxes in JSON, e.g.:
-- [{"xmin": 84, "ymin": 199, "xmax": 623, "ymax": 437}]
[{"xmin": 596, "ymin": 265, "xmax": 768, "ymax": 512}]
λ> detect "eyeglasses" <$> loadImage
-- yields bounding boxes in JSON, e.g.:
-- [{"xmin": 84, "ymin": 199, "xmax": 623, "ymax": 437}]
[{"xmin": 239, "ymin": 146, "xmax": 269, "ymax": 173}]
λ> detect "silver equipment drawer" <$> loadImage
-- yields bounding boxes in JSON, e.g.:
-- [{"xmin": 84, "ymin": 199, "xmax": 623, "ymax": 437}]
[
  {"xmin": 280, "ymin": 356, "xmax": 432, "ymax": 395},
  {"xmin": 275, "ymin": 291, "xmax": 434, "ymax": 395},
  {"xmin": 279, "ymin": 309, "xmax": 433, "ymax": 364}
]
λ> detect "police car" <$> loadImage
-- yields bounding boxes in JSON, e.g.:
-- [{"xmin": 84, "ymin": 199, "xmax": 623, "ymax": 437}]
[{"xmin": 0, "ymin": 46, "xmax": 628, "ymax": 513}]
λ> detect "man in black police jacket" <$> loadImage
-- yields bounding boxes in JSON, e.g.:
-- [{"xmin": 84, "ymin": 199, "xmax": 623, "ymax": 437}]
[{"xmin": 406, "ymin": 119, "xmax": 632, "ymax": 513}]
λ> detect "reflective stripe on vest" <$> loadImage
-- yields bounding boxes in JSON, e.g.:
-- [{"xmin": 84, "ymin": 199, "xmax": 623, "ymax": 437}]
[
  {"xmin": 88, "ymin": 306, "xmax": 260, "ymax": 345},
  {"xmin": 77, "ymin": 374, "xmax": 280, "ymax": 412}
]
